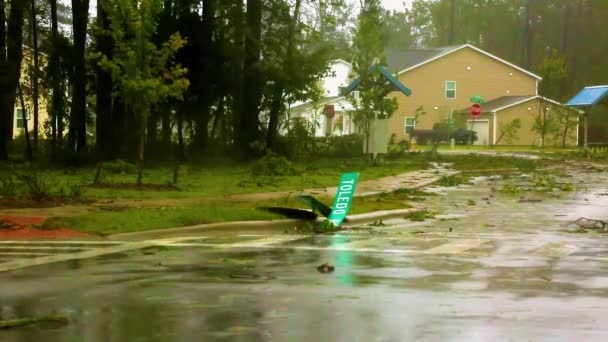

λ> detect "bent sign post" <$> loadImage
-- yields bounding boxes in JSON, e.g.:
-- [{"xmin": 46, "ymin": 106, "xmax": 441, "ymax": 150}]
[{"xmin": 327, "ymin": 172, "xmax": 359, "ymax": 227}]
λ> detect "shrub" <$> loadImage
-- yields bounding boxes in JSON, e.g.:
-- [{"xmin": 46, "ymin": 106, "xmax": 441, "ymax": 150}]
[
  {"xmin": 17, "ymin": 173, "xmax": 52, "ymax": 202},
  {"xmin": 250, "ymin": 153, "xmax": 296, "ymax": 176},
  {"xmin": 438, "ymin": 175, "xmax": 468, "ymax": 187},
  {"xmin": 0, "ymin": 176, "xmax": 17, "ymax": 200},
  {"xmin": 103, "ymin": 159, "xmax": 137, "ymax": 174},
  {"xmin": 404, "ymin": 209, "xmax": 435, "ymax": 222},
  {"xmin": 69, "ymin": 183, "xmax": 84, "ymax": 200}
]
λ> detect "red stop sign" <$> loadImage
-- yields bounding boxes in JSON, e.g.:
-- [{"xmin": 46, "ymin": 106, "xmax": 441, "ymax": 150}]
[{"xmin": 470, "ymin": 104, "xmax": 482, "ymax": 118}]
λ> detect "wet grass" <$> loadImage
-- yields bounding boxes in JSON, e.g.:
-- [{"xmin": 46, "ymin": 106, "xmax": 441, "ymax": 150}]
[
  {"xmin": 437, "ymin": 175, "xmax": 469, "ymax": 187},
  {"xmin": 404, "ymin": 209, "xmax": 435, "ymax": 222},
  {"xmin": 0, "ymin": 315, "xmax": 69, "ymax": 329},
  {"xmin": 0, "ymin": 156, "xmax": 430, "ymax": 202},
  {"xmin": 438, "ymin": 154, "xmax": 542, "ymax": 172},
  {"xmin": 44, "ymin": 192, "xmax": 417, "ymax": 235}
]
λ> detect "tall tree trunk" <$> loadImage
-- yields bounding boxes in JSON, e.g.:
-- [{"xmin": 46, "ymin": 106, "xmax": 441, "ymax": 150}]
[
  {"xmin": 562, "ymin": 110, "xmax": 571, "ymax": 147},
  {"xmin": 17, "ymin": 84, "xmax": 32, "ymax": 160},
  {"xmin": 0, "ymin": 0, "xmax": 25, "ymax": 160},
  {"xmin": 570, "ymin": 0, "xmax": 584, "ymax": 86},
  {"xmin": 523, "ymin": 0, "xmax": 534, "ymax": 69},
  {"xmin": 193, "ymin": 0, "xmax": 217, "ymax": 152},
  {"xmin": 69, "ymin": 0, "xmax": 90, "ymax": 153},
  {"xmin": 49, "ymin": 0, "xmax": 59, "ymax": 158},
  {"xmin": 266, "ymin": 0, "xmax": 302, "ymax": 151},
  {"xmin": 238, "ymin": 0, "xmax": 263, "ymax": 156},
  {"xmin": 95, "ymin": 0, "xmax": 114, "ymax": 161},
  {"xmin": 136, "ymin": 107, "xmax": 148, "ymax": 187},
  {"xmin": 448, "ymin": 0, "xmax": 456, "ymax": 45},
  {"xmin": 211, "ymin": 96, "xmax": 224, "ymax": 139},
  {"xmin": 176, "ymin": 109, "xmax": 185, "ymax": 161},
  {"xmin": 30, "ymin": 0, "xmax": 40, "ymax": 150},
  {"xmin": 147, "ymin": 112, "xmax": 158, "ymax": 150},
  {"xmin": 0, "ymin": 0, "xmax": 5, "ymax": 61},
  {"xmin": 230, "ymin": 0, "xmax": 245, "ymax": 147},
  {"xmin": 161, "ymin": 109, "xmax": 171, "ymax": 147}
]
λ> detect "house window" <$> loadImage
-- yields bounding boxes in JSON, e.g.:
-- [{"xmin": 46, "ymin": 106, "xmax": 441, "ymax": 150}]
[
  {"xmin": 14, "ymin": 108, "xmax": 28, "ymax": 129},
  {"xmin": 404, "ymin": 117, "xmax": 416, "ymax": 134},
  {"xmin": 445, "ymin": 81, "xmax": 456, "ymax": 99}
]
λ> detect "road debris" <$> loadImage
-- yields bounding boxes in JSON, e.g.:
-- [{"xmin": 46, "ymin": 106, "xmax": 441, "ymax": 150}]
[
  {"xmin": 316, "ymin": 263, "xmax": 335, "ymax": 273},
  {"xmin": 573, "ymin": 217, "xmax": 608, "ymax": 230}
]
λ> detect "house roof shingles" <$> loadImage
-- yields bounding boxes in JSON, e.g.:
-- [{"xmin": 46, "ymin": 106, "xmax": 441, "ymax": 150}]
[
  {"xmin": 385, "ymin": 45, "xmax": 464, "ymax": 72},
  {"xmin": 474, "ymin": 95, "xmax": 537, "ymax": 113}
]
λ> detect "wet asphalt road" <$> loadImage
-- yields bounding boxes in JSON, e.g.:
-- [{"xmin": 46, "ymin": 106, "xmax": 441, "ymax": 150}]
[{"xmin": 1, "ymin": 166, "xmax": 608, "ymax": 341}]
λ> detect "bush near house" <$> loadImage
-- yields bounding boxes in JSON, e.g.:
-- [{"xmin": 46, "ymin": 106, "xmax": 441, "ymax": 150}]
[{"xmin": 411, "ymin": 126, "xmax": 477, "ymax": 145}]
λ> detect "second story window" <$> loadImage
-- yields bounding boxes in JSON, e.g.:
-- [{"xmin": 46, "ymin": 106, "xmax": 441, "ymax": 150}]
[
  {"xmin": 445, "ymin": 81, "xmax": 456, "ymax": 99},
  {"xmin": 14, "ymin": 108, "xmax": 27, "ymax": 128}
]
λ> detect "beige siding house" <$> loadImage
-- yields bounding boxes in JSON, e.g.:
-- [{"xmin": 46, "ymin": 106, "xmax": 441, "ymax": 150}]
[
  {"xmin": 385, "ymin": 44, "xmax": 579, "ymax": 146},
  {"xmin": 13, "ymin": 48, "xmax": 50, "ymax": 139}
]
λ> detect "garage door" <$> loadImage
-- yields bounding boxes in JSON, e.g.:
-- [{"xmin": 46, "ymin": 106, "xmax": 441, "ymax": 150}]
[{"xmin": 467, "ymin": 120, "xmax": 490, "ymax": 146}]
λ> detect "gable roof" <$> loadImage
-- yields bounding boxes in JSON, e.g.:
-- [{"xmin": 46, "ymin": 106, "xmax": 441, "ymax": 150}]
[
  {"xmin": 386, "ymin": 45, "xmax": 462, "ymax": 72},
  {"xmin": 332, "ymin": 59, "xmax": 353, "ymax": 67},
  {"xmin": 289, "ymin": 96, "xmax": 347, "ymax": 113},
  {"xmin": 459, "ymin": 95, "xmax": 582, "ymax": 113},
  {"xmin": 476, "ymin": 95, "xmax": 537, "ymax": 112},
  {"xmin": 389, "ymin": 44, "xmax": 542, "ymax": 81}
]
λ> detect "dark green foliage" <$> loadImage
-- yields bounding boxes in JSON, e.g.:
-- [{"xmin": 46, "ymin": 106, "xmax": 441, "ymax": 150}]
[
  {"xmin": 314, "ymin": 220, "xmax": 340, "ymax": 233},
  {"xmin": 0, "ymin": 176, "xmax": 17, "ymax": 199},
  {"xmin": 103, "ymin": 159, "xmax": 137, "ymax": 175},
  {"xmin": 438, "ymin": 175, "xmax": 468, "ymax": 187},
  {"xmin": 404, "ymin": 209, "xmax": 435, "ymax": 222},
  {"xmin": 250, "ymin": 153, "xmax": 296, "ymax": 176},
  {"xmin": 16, "ymin": 173, "xmax": 51, "ymax": 201}
]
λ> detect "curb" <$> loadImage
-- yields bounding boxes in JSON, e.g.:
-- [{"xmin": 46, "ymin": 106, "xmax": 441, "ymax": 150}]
[
  {"xmin": 110, "ymin": 208, "xmax": 421, "ymax": 241},
  {"xmin": 109, "ymin": 170, "xmax": 464, "ymax": 241}
]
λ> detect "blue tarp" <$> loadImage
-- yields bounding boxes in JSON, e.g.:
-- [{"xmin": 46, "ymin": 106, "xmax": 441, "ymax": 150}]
[
  {"xmin": 343, "ymin": 66, "xmax": 412, "ymax": 96},
  {"xmin": 566, "ymin": 86, "xmax": 608, "ymax": 107}
]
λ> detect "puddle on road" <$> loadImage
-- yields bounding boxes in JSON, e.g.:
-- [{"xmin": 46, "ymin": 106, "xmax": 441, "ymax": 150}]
[{"xmin": 2, "ymin": 165, "xmax": 608, "ymax": 340}]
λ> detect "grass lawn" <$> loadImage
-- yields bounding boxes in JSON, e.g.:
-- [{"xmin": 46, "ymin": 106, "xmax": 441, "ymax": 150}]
[
  {"xmin": 0, "ymin": 156, "xmax": 430, "ymax": 202},
  {"xmin": 4, "ymin": 152, "xmax": 554, "ymax": 235},
  {"xmin": 43, "ymin": 190, "xmax": 426, "ymax": 235}
]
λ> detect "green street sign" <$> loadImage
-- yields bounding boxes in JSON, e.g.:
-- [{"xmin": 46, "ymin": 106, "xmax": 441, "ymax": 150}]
[
  {"xmin": 327, "ymin": 172, "xmax": 359, "ymax": 227},
  {"xmin": 470, "ymin": 95, "xmax": 484, "ymax": 104}
]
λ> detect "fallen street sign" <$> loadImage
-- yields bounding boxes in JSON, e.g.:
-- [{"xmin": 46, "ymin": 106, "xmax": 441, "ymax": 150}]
[{"xmin": 327, "ymin": 172, "xmax": 359, "ymax": 227}]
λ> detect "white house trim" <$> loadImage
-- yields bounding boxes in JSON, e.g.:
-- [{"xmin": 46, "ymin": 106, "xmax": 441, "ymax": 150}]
[
  {"xmin": 332, "ymin": 58, "xmax": 353, "ymax": 67},
  {"xmin": 492, "ymin": 111, "xmax": 497, "ymax": 145},
  {"xmin": 396, "ymin": 44, "xmax": 542, "ymax": 81},
  {"xmin": 487, "ymin": 95, "xmax": 582, "ymax": 114},
  {"xmin": 491, "ymin": 96, "xmax": 537, "ymax": 112},
  {"xmin": 290, "ymin": 96, "xmax": 347, "ymax": 113}
]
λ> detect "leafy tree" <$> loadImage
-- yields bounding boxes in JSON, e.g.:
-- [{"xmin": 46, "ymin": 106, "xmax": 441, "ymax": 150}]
[
  {"xmin": 532, "ymin": 100, "xmax": 560, "ymax": 147},
  {"xmin": 349, "ymin": 0, "xmax": 397, "ymax": 158},
  {"xmin": 98, "ymin": 0, "xmax": 189, "ymax": 185},
  {"xmin": 494, "ymin": 118, "xmax": 522, "ymax": 145},
  {"xmin": 538, "ymin": 49, "xmax": 569, "ymax": 147}
]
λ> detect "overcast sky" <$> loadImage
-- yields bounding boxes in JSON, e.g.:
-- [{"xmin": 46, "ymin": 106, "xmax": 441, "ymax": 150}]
[
  {"xmin": 58, "ymin": 0, "xmax": 411, "ymax": 18},
  {"xmin": 380, "ymin": 0, "xmax": 413, "ymax": 12}
]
